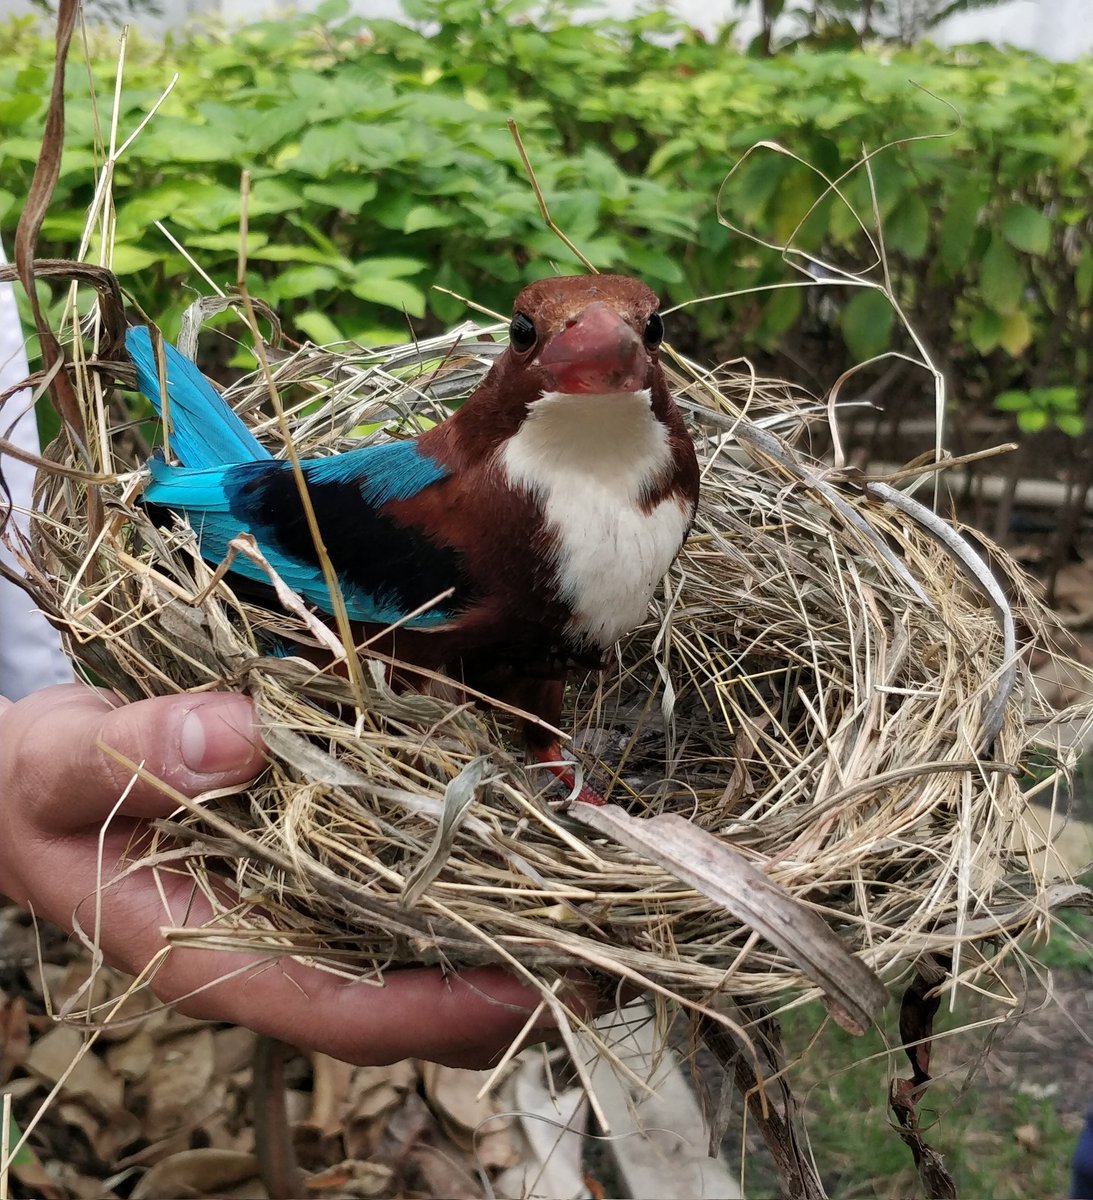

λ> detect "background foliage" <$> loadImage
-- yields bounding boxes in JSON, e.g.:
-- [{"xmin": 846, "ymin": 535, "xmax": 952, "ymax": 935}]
[{"xmin": 0, "ymin": 0, "xmax": 1090, "ymax": 428}]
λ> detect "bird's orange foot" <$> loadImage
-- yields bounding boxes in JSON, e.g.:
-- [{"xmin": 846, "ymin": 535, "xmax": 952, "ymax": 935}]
[{"xmin": 529, "ymin": 744, "xmax": 607, "ymax": 806}]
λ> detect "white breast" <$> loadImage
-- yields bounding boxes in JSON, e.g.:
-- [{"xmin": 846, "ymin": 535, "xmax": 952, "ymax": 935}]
[{"xmin": 499, "ymin": 389, "xmax": 693, "ymax": 649}]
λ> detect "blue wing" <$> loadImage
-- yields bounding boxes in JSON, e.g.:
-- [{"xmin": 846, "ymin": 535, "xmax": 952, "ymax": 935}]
[
  {"xmin": 126, "ymin": 325, "xmax": 270, "ymax": 466},
  {"xmin": 131, "ymin": 330, "xmax": 467, "ymax": 626},
  {"xmin": 144, "ymin": 446, "xmax": 464, "ymax": 626}
]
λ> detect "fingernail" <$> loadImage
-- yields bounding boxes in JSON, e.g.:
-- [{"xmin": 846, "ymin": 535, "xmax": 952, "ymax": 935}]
[{"xmin": 180, "ymin": 696, "xmax": 261, "ymax": 775}]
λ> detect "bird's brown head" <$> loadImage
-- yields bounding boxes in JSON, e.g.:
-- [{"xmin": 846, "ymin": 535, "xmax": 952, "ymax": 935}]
[
  {"xmin": 506, "ymin": 274, "xmax": 664, "ymax": 396},
  {"xmin": 430, "ymin": 273, "xmax": 679, "ymax": 459}
]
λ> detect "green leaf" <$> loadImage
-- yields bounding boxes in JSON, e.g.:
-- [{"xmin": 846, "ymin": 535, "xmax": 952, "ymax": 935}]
[
  {"xmin": 993, "ymin": 390, "xmax": 1029, "ymax": 412},
  {"xmin": 1016, "ymin": 408, "xmax": 1048, "ymax": 433},
  {"xmin": 284, "ymin": 217, "xmax": 341, "ymax": 257},
  {"xmin": 185, "ymin": 232, "xmax": 270, "ymax": 253},
  {"xmin": 251, "ymin": 244, "xmax": 349, "ymax": 265},
  {"xmin": 769, "ymin": 166, "xmax": 825, "ymax": 245},
  {"xmin": 884, "ymin": 192, "xmax": 930, "ymax": 259},
  {"xmin": 289, "ymin": 124, "xmax": 359, "ymax": 177},
  {"xmin": 353, "ymin": 256, "xmax": 427, "ymax": 280},
  {"xmin": 969, "ymin": 308, "xmax": 1002, "ymax": 354},
  {"xmin": 2, "ymin": 135, "xmax": 51, "ymax": 163},
  {"xmin": 430, "ymin": 262, "xmax": 472, "ymax": 324},
  {"xmin": 1043, "ymin": 385, "xmax": 1079, "ymax": 410},
  {"xmin": 137, "ymin": 116, "xmax": 240, "ymax": 163},
  {"xmin": 15, "ymin": 65, "xmax": 48, "ymax": 91},
  {"xmin": 840, "ymin": 289, "xmax": 894, "ymax": 361},
  {"xmin": 354, "ymin": 124, "xmax": 414, "ymax": 168},
  {"xmin": 350, "ymin": 275, "xmax": 427, "ymax": 317},
  {"xmin": 611, "ymin": 127, "xmax": 638, "ymax": 153},
  {"xmin": 109, "ymin": 243, "xmax": 163, "ymax": 273},
  {"xmin": 624, "ymin": 243, "xmax": 684, "ymax": 284},
  {"xmin": 403, "ymin": 205, "xmax": 455, "ymax": 234},
  {"xmin": 295, "ymin": 310, "xmax": 346, "ymax": 346},
  {"xmin": 42, "ymin": 212, "xmax": 92, "ymax": 238},
  {"xmin": 1000, "ymin": 203, "xmax": 1052, "ymax": 256},
  {"xmin": 367, "ymin": 194, "xmax": 419, "ymax": 232},
  {"xmin": 647, "ymin": 136, "xmax": 700, "ymax": 177},
  {"xmin": 0, "ymin": 94, "xmax": 41, "ymax": 123},
  {"xmin": 270, "ymin": 264, "xmax": 343, "ymax": 300},
  {"xmin": 756, "ymin": 286, "xmax": 803, "ymax": 342},
  {"xmin": 248, "ymin": 178, "xmax": 315, "ymax": 217},
  {"xmin": 1055, "ymin": 413, "xmax": 1085, "ymax": 437},
  {"xmin": 302, "ymin": 179, "xmax": 379, "ymax": 211},
  {"xmin": 36, "ymin": 395, "xmax": 61, "ymax": 449},
  {"xmin": 115, "ymin": 182, "xmax": 209, "ymax": 231},
  {"xmin": 978, "ymin": 235, "xmax": 1026, "ymax": 314},
  {"xmin": 1076, "ymin": 247, "xmax": 1093, "ymax": 307},
  {"xmin": 5, "ymin": 1111, "xmax": 34, "ymax": 1168},
  {"xmin": 345, "ymin": 320, "xmax": 411, "ymax": 346},
  {"xmin": 937, "ymin": 183, "xmax": 985, "ymax": 279}
]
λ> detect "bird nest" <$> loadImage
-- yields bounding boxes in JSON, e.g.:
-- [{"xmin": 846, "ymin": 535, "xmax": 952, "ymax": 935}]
[{"xmin": 7, "ymin": 269, "xmax": 1091, "ymax": 1050}]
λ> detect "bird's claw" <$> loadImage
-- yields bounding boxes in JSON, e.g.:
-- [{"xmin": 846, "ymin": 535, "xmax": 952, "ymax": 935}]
[{"xmin": 529, "ymin": 744, "xmax": 607, "ymax": 806}]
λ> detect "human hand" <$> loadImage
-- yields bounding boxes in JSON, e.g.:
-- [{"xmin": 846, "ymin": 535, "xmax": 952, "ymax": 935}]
[{"xmin": 0, "ymin": 684, "xmax": 568, "ymax": 1068}]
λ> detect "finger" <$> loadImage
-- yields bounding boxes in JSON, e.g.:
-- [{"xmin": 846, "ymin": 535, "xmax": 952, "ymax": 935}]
[
  {"xmin": 0, "ymin": 684, "xmax": 266, "ymax": 830},
  {"xmin": 71, "ymin": 845, "xmax": 574, "ymax": 1068},
  {"xmin": 188, "ymin": 957, "xmax": 563, "ymax": 1070}
]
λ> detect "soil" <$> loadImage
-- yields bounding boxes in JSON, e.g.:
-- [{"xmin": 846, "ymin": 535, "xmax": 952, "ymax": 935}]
[{"xmin": 976, "ymin": 966, "xmax": 1093, "ymax": 1128}]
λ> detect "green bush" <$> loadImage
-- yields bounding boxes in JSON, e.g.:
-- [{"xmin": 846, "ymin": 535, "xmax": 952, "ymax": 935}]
[{"xmin": 1, "ymin": 0, "xmax": 1090, "ymax": 414}]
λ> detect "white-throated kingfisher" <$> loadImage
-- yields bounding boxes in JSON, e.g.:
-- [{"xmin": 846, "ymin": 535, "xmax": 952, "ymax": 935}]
[{"xmin": 128, "ymin": 275, "xmax": 700, "ymax": 804}]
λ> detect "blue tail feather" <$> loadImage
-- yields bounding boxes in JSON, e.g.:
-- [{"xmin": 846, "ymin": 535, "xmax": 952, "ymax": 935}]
[
  {"xmin": 132, "ymin": 327, "xmax": 465, "ymax": 629},
  {"xmin": 126, "ymin": 326, "xmax": 271, "ymax": 467}
]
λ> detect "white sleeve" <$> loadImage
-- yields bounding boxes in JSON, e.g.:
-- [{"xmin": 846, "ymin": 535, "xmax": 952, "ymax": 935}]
[{"xmin": 0, "ymin": 238, "xmax": 74, "ymax": 701}]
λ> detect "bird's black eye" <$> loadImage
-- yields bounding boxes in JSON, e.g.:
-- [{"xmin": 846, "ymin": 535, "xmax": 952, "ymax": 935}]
[
  {"xmin": 643, "ymin": 311, "xmax": 664, "ymax": 349},
  {"xmin": 509, "ymin": 311, "xmax": 537, "ymax": 353}
]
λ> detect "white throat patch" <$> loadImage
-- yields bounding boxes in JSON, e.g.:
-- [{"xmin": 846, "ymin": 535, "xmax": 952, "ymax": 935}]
[{"xmin": 499, "ymin": 389, "xmax": 692, "ymax": 648}]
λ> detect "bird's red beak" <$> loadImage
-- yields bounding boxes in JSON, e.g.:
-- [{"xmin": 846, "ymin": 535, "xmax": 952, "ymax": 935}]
[{"xmin": 536, "ymin": 302, "xmax": 648, "ymax": 395}]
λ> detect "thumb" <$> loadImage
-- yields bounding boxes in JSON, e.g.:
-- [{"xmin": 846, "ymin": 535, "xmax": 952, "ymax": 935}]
[{"xmin": 0, "ymin": 685, "xmax": 266, "ymax": 831}]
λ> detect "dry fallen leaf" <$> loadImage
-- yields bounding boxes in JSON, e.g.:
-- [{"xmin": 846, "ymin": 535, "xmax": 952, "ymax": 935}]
[
  {"xmin": 414, "ymin": 1062, "xmax": 521, "ymax": 1188},
  {"xmin": 308, "ymin": 1053, "xmax": 354, "ymax": 1135},
  {"xmin": 57, "ymin": 1097, "xmax": 141, "ymax": 1165},
  {"xmin": 129, "ymin": 1148, "xmax": 259, "ymax": 1199},
  {"xmin": 25, "ymin": 1024, "xmax": 124, "ymax": 1114},
  {"xmin": 422, "ymin": 1061, "xmax": 512, "ymax": 1146},
  {"xmin": 342, "ymin": 1060, "xmax": 420, "ymax": 1160},
  {"xmin": 213, "ymin": 1026, "xmax": 257, "ymax": 1076},
  {"xmin": 475, "ymin": 1125, "xmax": 522, "ymax": 1173},
  {"xmin": 143, "ymin": 1027, "xmax": 217, "ymax": 1140},
  {"xmin": 104, "ymin": 1028, "xmax": 157, "ymax": 1081},
  {"xmin": 347, "ymin": 1061, "xmax": 418, "ymax": 1124},
  {"xmin": 405, "ymin": 1145, "xmax": 483, "ymax": 1200},
  {"xmin": 303, "ymin": 1158, "xmax": 394, "ymax": 1197}
]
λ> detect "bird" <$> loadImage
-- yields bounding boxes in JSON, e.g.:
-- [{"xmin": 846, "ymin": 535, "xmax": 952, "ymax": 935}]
[{"xmin": 127, "ymin": 274, "xmax": 700, "ymax": 804}]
